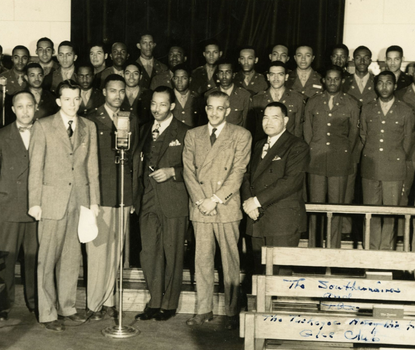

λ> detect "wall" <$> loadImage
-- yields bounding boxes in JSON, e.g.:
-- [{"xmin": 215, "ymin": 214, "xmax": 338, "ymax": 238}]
[
  {"xmin": 344, "ymin": 0, "xmax": 415, "ymax": 64},
  {"xmin": 0, "ymin": 0, "xmax": 71, "ymax": 56}
]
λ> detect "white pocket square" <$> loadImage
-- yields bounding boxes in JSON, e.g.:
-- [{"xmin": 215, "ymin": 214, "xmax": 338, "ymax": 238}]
[
  {"xmin": 272, "ymin": 156, "xmax": 281, "ymax": 161},
  {"xmin": 169, "ymin": 139, "xmax": 181, "ymax": 146}
]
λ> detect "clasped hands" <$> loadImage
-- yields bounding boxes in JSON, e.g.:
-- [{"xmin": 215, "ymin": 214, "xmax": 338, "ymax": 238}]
[
  {"xmin": 243, "ymin": 197, "xmax": 260, "ymax": 221},
  {"xmin": 198, "ymin": 198, "xmax": 217, "ymax": 216}
]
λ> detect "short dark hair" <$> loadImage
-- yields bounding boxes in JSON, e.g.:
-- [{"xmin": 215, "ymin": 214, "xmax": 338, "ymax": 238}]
[
  {"xmin": 206, "ymin": 90, "xmax": 230, "ymax": 108},
  {"xmin": 353, "ymin": 46, "xmax": 372, "ymax": 58},
  {"xmin": 58, "ymin": 41, "xmax": 76, "ymax": 54},
  {"xmin": 324, "ymin": 65, "xmax": 344, "ymax": 78},
  {"xmin": 153, "ymin": 86, "xmax": 175, "ymax": 104},
  {"xmin": 12, "ymin": 90, "xmax": 36, "ymax": 105},
  {"xmin": 139, "ymin": 33, "xmax": 154, "ymax": 42},
  {"xmin": 124, "ymin": 61, "xmax": 142, "ymax": 74},
  {"xmin": 264, "ymin": 101, "xmax": 288, "ymax": 116},
  {"xmin": 268, "ymin": 61, "xmax": 287, "ymax": 73},
  {"xmin": 56, "ymin": 79, "xmax": 81, "ymax": 97},
  {"xmin": 172, "ymin": 63, "xmax": 190, "ymax": 76},
  {"xmin": 25, "ymin": 62, "xmax": 44, "ymax": 75},
  {"xmin": 0, "ymin": 45, "xmax": 3, "ymax": 55},
  {"xmin": 386, "ymin": 45, "xmax": 404, "ymax": 57},
  {"xmin": 103, "ymin": 74, "xmax": 126, "ymax": 88},
  {"xmin": 75, "ymin": 61, "xmax": 95, "ymax": 74},
  {"xmin": 216, "ymin": 59, "xmax": 234, "ymax": 72},
  {"xmin": 89, "ymin": 42, "xmax": 106, "ymax": 52},
  {"xmin": 296, "ymin": 45, "xmax": 314, "ymax": 55},
  {"xmin": 239, "ymin": 46, "xmax": 257, "ymax": 56},
  {"xmin": 12, "ymin": 45, "xmax": 30, "ymax": 56},
  {"xmin": 374, "ymin": 70, "xmax": 397, "ymax": 85},
  {"xmin": 36, "ymin": 37, "xmax": 54, "ymax": 49},
  {"xmin": 204, "ymin": 39, "xmax": 221, "ymax": 51},
  {"xmin": 331, "ymin": 43, "xmax": 349, "ymax": 57}
]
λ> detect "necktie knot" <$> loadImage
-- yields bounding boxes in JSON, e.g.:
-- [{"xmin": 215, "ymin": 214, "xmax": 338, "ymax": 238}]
[
  {"xmin": 261, "ymin": 140, "xmax": 271, "ymax": 159},
  {"xmin": 152, "ymin": 123, "xmax": 161, "ymax": 141},
  {"xmin": 18, "ymin": 125, "xmax": 32, "ymax": 132},
  {"xmin": 210, "ymin": 128, "xmax": 217, "ymax": 145},
  {"xmin": 67, "ymin": 120, "xmax": 74, "ymax": 138}
]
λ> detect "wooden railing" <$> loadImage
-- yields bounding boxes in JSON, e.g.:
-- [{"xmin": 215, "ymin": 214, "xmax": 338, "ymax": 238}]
[{"xmin": 306, "ymin": 204, "xmax": 415, "ymax": 251}]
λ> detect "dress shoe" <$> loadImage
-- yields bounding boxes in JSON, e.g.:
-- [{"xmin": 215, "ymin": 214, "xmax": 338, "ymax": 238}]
[
  {"xmin": 58, "ymin": 312, "xmax": 87, "ymax": 322},
  {"xmin": 224, "ymin": 315, "xmax": 238, "ymax": 330},
  {"xmin": 155, "ymin": 309, "xmax": 176, "ymax": 321},
  {"xmin": 102, "ymin": 306, "xmax": 118, "ymax": 319},
  {"xmin": 186, "ymin": 311, "xmax": 213, "ymax": 326},
  {"xmin": 87, "ymin": 309, "xmax": 103, "ymax": 321},
  {"xmin": 135, "ymin": 307, "xmax": 160, "ymax": 321},
  {"xmin": 0, "ymin": 311, "xmax": 8, "ymax": 321},
  {"xmin": 42, "ymin": 320, "xmax": 64, "ymax": 332}
]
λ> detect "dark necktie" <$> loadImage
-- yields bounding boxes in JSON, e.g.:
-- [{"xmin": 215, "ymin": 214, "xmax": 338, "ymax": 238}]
[
  {"xmin": 210, "ymin": 128, "xmax": 217, "ymax": 145},
  {"xmin": 67, "ymin": 120, "xmax": 74, "ymax": 138}
]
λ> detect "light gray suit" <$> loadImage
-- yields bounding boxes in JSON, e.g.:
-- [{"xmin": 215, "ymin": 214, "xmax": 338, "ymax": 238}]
[
  {"xmin": 183, "ymin": 122, "xmax": 251, "ymax": 316},
  {"xmin": 29, "ymin": 112, "xmax": 100, "ymax": 322}
]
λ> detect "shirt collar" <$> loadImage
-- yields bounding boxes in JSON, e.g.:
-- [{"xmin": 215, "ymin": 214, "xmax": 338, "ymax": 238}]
[
  {"xmin": 60, "ymin": 110, "xmax": 77, "ymax": 130},
  {"xmin": 208, "ymin": 121, "xmax": 226, "ymax": 137},
  {"xmin": 267, "ymin": 129, "xmax": 286, "ymax": 148},
  {"xmin": 104, "ymin": 104, "xmax": 119, "ymax": 120},
  {"xmin": 153, "ymin": 114, "xmax": 174, "ymax": 135}
]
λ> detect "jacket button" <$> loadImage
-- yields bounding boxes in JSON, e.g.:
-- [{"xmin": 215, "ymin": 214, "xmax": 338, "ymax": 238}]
[{"xmin": 200, "ymin": 181, "xmax": 203, "ymax": 185}]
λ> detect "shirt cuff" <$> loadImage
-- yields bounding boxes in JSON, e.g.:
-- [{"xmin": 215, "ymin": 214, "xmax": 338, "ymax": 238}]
[
  {"xmin": 253, "ymin": 196, "xmax": 261, "ymax": 208},
  {"xmin": 212, "ymin": 194, "xmax": 223, "ymax": 204}
]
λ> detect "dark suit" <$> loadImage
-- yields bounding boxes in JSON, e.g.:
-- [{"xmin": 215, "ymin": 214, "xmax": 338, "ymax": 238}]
[
  {"xmin": 190, "ymin": 65, "xmax": 219, "ymax": 95},
  {"xmin": 0, "ymin": 122, "xmax": 37, "ymax": 312},
  {"xmin": 48, "ymin": 68, "xmax": 77, "ymax": 94},
  {"xmin": 133, "ymin": 116, "xmax": 189, "ymax": 310},
  {"xmin": 286, "ymin": 69, "xmax": 323, "ymax": 99},
  {"xmin": 78, "ymin": 88, "xmax": 105, "ymax": 117},
  {"xmin": 136, "ymin": 58, "xmax": 167, "ymax": 89},
  {"xmin": 233, "ymin": 70, "xmax": 268, "ymax": 96},
  {"xmin": 25, "ymin": 89, "xmax": 59, "ymax": 121}
]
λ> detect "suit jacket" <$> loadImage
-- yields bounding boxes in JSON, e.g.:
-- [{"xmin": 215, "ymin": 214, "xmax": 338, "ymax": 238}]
[
  {"xmin": 172, "ymin": 90, "xmax": 204, "ymax": 128},
  {"xmin": 88, "ymin": 105, "xmax": 139, "ymax": 207},
  {"xmin": 205, "ymin": 86, "xmax": 251, "ymax": 127},
  {"xmin": 241, "ymin": 131, "xmax": 309, "ymax": 237},
  {"xmin": 183, "ymin": 122, "xmax": 252, "ymax": 223},
  {"xmin": 233, "ymin": 70, "xmax": 268, "ymax": 96},
  {"xmin": 28, "ymin": 112, "xmax": 100, "ymax": 220},
  {"xmin": 136, "ymin": 58, "xmax": 167, "ymax": 89},
  {"xmin": 79, "ymin": 88, "xmax": 105, "ymax": 117},
  {"xmin": 0, "ymin": 122, "xmax": 35, "ymax": 222},
  {"xmin": 303, "ymin": 92, "xmax": 360, "ymax": 176},
  {"xmin": 190, "ymin": 65, "xmax": 219, "ymax": 95},
  {"xmin": 132, "ymin": 116, "xmax": 189, "ymax": 217},
  {"xmin": 49, "ymin": 68, "xmax": 77, "ymax": 94},
  {"xmin": 360, "ymin": 98, "xmax": 414, "ymax": 181},
  {"xmin": 286, "ymin": 69, "xmax": 323, "ymax": 99},
  {"xmin": 342, "ymin": 73, "xmax": 377, "ymax": 107},
  {"xmin": 0, "ymin": 69, "xmax": 27, "ymax": 96},
  {"xmin": 150, "ymin": 70, "xmax": 173, "ymax": 90},
  {"xmin": 120, "ymin": 87, "xmax": 153, "ymax": 125}
]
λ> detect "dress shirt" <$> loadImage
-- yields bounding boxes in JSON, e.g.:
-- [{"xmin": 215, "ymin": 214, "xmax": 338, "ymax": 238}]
[
  {"xmin": 16, "ymin": 121, "xmax": 31, "ymax": 150},
  {"xmin": 380, "ymin": 97, "xmax": 395, "ymax": 116},
  {"xmin": 152, "ymin": 114, "xmax": 173, "ymax": 136},
  {"xmin": 208, "ymin": 120, "xmax": 226, "ymax": 139},
  {"xmin": 297, "ymin": 67, "xmax": 312, "ymax": 87},
  {"xmin": 354, "ymin": 73, "xmax": 370, "ymax": 93},
  {"xmin": 61, "ymin": 66, "xmax": 75, "ymax": 81},
  {"xmin": 220, "ymin": 84, "xmax": 234, "ymax": 96},
  {"xmin": 104, "ymin": 104, "xmax": 120, "ymax": 127},
  {"xmin": 174, "ymin": 89, "xmax": 190, "ymax": 108},
  {"xmin": 60, "ymin": 110, "xmax": 77, "ymax": 132}
]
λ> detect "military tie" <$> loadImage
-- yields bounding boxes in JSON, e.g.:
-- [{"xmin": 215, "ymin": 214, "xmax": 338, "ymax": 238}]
[
  {"xmin": 67, "ymin": 120, "xmax": 74, "ymax": 138},
  {"xmin": 328, "ymin": 95, "xmax": 334, "ymax": 110},
  {"xmin": 261, "ymin": 140, "xmax": 271, "ymax": 159},
  {"xmin": 210, "ymin": 128, "xmax": 217, "ymax": 145},
  {"xmin": 152, "ymin": 122, "xmax": 161, "ymax": 141}
]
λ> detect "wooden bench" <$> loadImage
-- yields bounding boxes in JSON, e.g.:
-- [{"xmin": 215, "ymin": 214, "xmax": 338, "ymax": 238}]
[{"xmin": 240, "ymin": 247, "xmax": 415, "ymax": 350}]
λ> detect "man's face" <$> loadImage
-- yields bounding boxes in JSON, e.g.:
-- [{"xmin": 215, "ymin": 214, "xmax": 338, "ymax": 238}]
[
  {"xmin": 57, "ymin": 45, "xmax": 77, "ymax": 69},
  {"xmin": 323, "ymin": 70, "xmax": 343, "ymax": 94},
  {"xmin": 330, "ymin": 48, "xmax": 348, "ymax": 68},
  {"xmin": 172, "ymin": 69, "xmax": 189, "ymax": 93},
  {"xmin": 203, "ymin": 45, "xmax": 222, "ymax": 65},
  {"xmin": 376, "ymin": 74, "xmax": 396, "ymax": 100},
  {"xmin": 36, "ymin": 40, "xmax": 54, "ymax": 65},
  {"xmin": 125, "ymin": 64, "xmax": 141, "ymax": 88},
  {"xmin": 138, "ymin": 35, "xmax": 155, "ymax": 59},
  {"xmin": 168, "ymin": 47, "xmax": 185, "ymax": 69},
  {"xmin": 103, "ymin": 80, "xmax": 126, "ymax": 109},
  {"xmin": 76, "ymin": 67, "xmax": 94, "ymax": 90},
  {"xmin": 206, "ymin": 96, "xmax": 230, "ymax": 127},
  {"xmin": 12, "ymin": 93, "xmax": 35, "ymax": 126},
  {"xmin": 110, "ymin": 43, "xmax": 129, "ymax": 68},
  {"xmin": 267, "ymin": 66, "xmax": 287, "ymax": 89},
  {"xmin": 217, "ymin": 63, "xmax": 233, "ymax": 88},
  {"xmin": 25, "ymin": 67, "xmax": 44, "ymax": 89},
  {"xmin": 151, "ymin": 91, "xmax": 175, "ymax": 122},
  {"xmin": 90, "ymin": 46, "xmax": 107, "ymax": 68},
  {"xmin": 262, "ymin": 106, "xmax": 288, "ymax": 137},
  {"xmin": 269, "ymin": 45, "xmax": 289, "ymax": 63},
  {"xmin": 12, "ymin": 49, "xmax": 29, "ymax": 73},
  {"xmin": 294, "ymin": 46, "xmax": 314, "ymax": 70},
  {"xmin": 56, "ymin": 88, "xmax": 81, "ymax": 117},
  {"xmin": 353, "ymin": 49, "xmax": 371, "ymax": 74},
  {"xmin": 386, "ymin": 51, "xmax": 403, "ymax": 74},
  {"xmin": 238, "ymin": 49, "xmax": 257, "ymax": 72}
]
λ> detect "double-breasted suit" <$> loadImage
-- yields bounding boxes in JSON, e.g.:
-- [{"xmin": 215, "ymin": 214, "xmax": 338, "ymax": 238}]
[
  {"xmin": 28, "ymin": 112, "xmax": 99, "ymax": 322},
  {"xmin": 286, "ymin": 69, "xmax": 323, "ymax": 99}
]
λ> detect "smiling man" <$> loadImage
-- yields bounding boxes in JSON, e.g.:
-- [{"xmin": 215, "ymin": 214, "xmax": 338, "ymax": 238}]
[
  {"xmin": 97, "ymin": 42, "xmax": 129, "ymax": 89},
  {"xmin": 89, "ymin": 43, "xmax": 108, "ymax": 75},
  {"xmin": 0, "ymin": 45, "xmax": 30, "ymax": 95},
  {"xmin": 35, "ymin": 37, "xmax": 59, "ymax": 77},
  {"xmin": 49, "ymin": 41, "xmax": 78, "ymax": 94},
  {"xmin": 385, "ymin": 45, "xmax": 412, "ymax": 91}
]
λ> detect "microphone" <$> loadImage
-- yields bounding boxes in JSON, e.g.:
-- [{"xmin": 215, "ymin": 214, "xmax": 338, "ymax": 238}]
[{"xmin": 115, "ymin": 111, "xmax": 131, "ymax": 150}]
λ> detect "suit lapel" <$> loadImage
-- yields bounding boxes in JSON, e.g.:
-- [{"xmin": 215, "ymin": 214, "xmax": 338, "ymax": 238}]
[
  {"xmin": 53, "ymin": 113, "xmax": 72, "ymax": 150},
  {"xmin": 73, "ymin": 116, "xmax": 86, "ymax": 151},
  {"xmin": 156, "ymin": 117, "xmax": 178, "ymax": 165},
  {"xmin": 7, "ymin": 123, "xmax": 29, "ymax": 175},
  {"xmin": 202, "ymin": 123, "xmax": 232, "ymax": 168}
]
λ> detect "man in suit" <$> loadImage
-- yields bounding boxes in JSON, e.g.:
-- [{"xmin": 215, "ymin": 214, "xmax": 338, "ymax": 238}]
[
  {"xmin": 330, "ymin": 44, "xmax": 352, "ymax": 77},
  {"xmin": 286, "ymin": 45, "xmax": 322, "ymax": 100},
  {"xmin": 24, "ymin": 63, "xmax": 59, "ymax": 121},
  {"xmin": 135, "ymin": 34, "xmax": 167, "ymax": 89},
  {"xmin": 205, "ymin": 60, "xmax": 251, "ymax": 127},
  {"xmin": 86, "ymin": 74, "xmax": 136, "ymax": 320},
  {"xmin": 183, "ymin": 91, "xmax": 252, "ymax": 330},
  {"xmin": 34, "ymin": 37, "xmax": 59, "ymax": 77},
  {"xmin": 133, "ymin": 86, "xmax": 189, "ymax": 322},
  {"xmin": 96, "ymin": 42, "xmax": 129, "ymax": 89},
  {"xmin": 89, "ymin": 42, "xmax": 108, "ymax": 75},
  {"xmin": 269, "ymin": 44, "xmax": 290, "ymax": 64},
  {"xmin": 385, "ymin": 45, "xmax": 412, "ymax": 91},
  {"xmin": 28, "ymin": 80, "xmax": 100, "ymax": 331},
  {"xmin": 234, "ymin": 47, "xmax": 268, "ymax": 96},
  {"xmin": 0, "ymin": 91, "xmax": 38, "ymax": 321},
  {"xmin": 304, "ymin": 66, "xmax": 360, "ymax": 248},
  {"xmin": 76, "ymin": 62, "xmax": 105, "ymax": 117},
  {"xmin": 190, "ymin": 39, "xmax": 222, "ymax": 95},
  {"xmin": 241, "ymin": 101, "xmax": 309, "ymax": 273},
  {"xmin": 0, "ymin": 45, "xmax": 29, "ymax": 96},
  {"xmin": 360, "ymin": 71, "xmax": 414, "ymax": 250}
]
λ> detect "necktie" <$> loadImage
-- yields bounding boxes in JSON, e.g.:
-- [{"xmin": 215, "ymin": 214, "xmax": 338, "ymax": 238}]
[
  {"xmin": 261, "ymin": 141, "xmax": 270, "ymax": 159},
  {"xmin": 328, "ymin": 95, "xmax": 334, "ymax": 110},
  {"xmin": 18, "ymin": 125, "xmax": 32, "ymax": 132},
  {"xmin": 17, "ymin": 75, "xmax": 24, "ymax": 86},
  {"xmin": 210, "ymin": 128, "xmax": 217, "ymax": 145},
  {"xmin": 67, "ymin": 120, "xmax": 74, "ymax": 138},
  {"xmin": 145, "ymin": 62, "xmax": 152, "ymax": 77},
  {"xmin": 152, "ymin": 123, "xmax": 161, "ymax": 141},
  {"xmin": 81, "ymin": 90, "xmax": 88, "ymax": 106},
  {"xmin": 244, "ymin": 75, "xmax": 250, "ymax": 86},
  {"xmin": 127, "ymin": 90, "xmax": 135, "ymax": 105}
]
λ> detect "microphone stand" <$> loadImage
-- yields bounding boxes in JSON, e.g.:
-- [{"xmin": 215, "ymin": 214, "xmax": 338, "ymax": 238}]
[
  {"xmin": 102, "ymin": 131, "xmax": 139, "ymax": 338},
  {"xmin": 2, "ymin": 85, "xmax": 5, "ymax": 127}
]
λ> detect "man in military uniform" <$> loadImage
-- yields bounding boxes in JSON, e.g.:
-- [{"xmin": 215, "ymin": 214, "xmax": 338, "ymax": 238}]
[
  {"xmin": 205, "ymin": 60, "xmax": 251, "ymax": 127},
  {"xmin": 304, "ymin": 66, "xmax": 360, "ymax": 248},
  {"xmin": 385, "ymin": 45, "xmax": 412, "ymax": 91},
  {"xmin": 89, "ymin": 43, "xmax": 108, "ymax": 75},
  {"xmin": 136, "ymin": 34, "xmax": 167, "ymax": 89},
  {"xmin": 330, "ymin": 44, "xmax": 352, "ymax": 77},
  {"xmin": 96, "ymin": 42, "xmax": 129, "ymax": 89},
  {"xmin": 269, "ymin": 44, "xmax": 290, "ymax": 64},
  {"xmin": 286, "ymin": 45, "xmax": 322, "ymax": 99},
  {"xmin": 234, "ymin": 47, "xmax": 268, "ymax": 96},
  {"xmin": 249, "ymin": 61, "xmax": 304, "ymax": 143},
  {"xmin": 190, "ymin": 39, "xmax": 222, "ymax": 95},
  {"xmin": 0, "ymin": 45, "xmax": 30, "ymax": 96},
  {"xmin": 360, "ymin": 71, "xmax": 414, "ymax": 250}
]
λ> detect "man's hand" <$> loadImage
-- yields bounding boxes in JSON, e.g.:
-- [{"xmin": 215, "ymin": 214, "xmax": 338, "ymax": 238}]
[
  {"xmin": 90, "ymin": 204, "xmax": 99, "ymax": 217},
  {"xmin": 28, "ymin": 206, "xmax": 42, "ymax": 221},
  {"xmin": 246, "ymin": 208, "xmax": 259, "ymax": 221},
  {"xmin": 149, "ymin": 167, "xmax": 175, "ymax": 183},
  {"xmin": 243, "ymin": 197, "xmax": 260, "ymax": 214},
  {"xmin": 199, "ymin": 198, "xmax": 217, "ymax": 215}
]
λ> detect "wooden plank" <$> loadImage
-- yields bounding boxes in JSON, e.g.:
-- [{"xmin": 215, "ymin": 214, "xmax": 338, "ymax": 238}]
[
  {"xmin": 306, "ymin": 204, "xmax": 415, "ymax": 215},
  {"xmin": 261, "ymin": 247, "xmax": 415, "ymax": 271},
  {"xmin": 320, "ymin": 301, "xmax": 415, "ymax": 316},
  {"xmin": 251, "ymin": 311, "xmax": 415, "ymax": 345}
]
